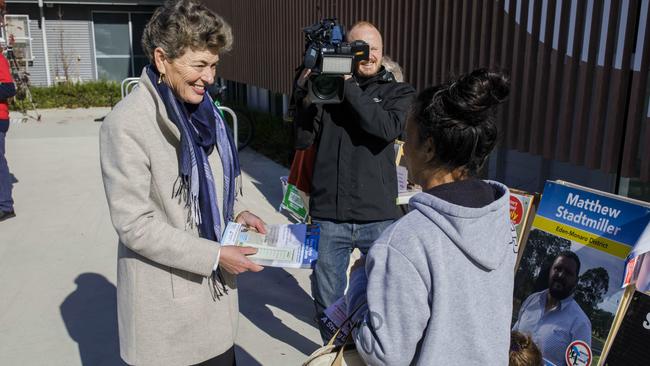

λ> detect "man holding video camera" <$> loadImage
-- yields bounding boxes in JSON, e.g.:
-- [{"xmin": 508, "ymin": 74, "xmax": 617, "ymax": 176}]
[{"xmin": 292, "ymin": 20, "xmax": 415, "ymax": 337}]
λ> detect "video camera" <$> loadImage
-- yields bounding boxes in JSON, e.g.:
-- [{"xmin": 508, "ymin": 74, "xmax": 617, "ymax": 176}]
[{"xmin": 300, "ymin": 18, "xmax": 369, "ymax": 104}]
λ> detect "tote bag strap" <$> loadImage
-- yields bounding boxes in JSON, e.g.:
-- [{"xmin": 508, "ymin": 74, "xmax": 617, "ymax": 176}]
[
  {"xmin": 325, "ymin": 300, "xmax": 367, "ymax": 347},
  {"xmin": 332, "ymin": 329, "xmax": 357, "ymax": 366}
]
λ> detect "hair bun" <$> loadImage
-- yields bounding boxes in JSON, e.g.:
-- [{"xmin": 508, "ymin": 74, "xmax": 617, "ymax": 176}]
[
  {"xmin": 444, "ymin": 69, "xmax": 510, "ymax": 125},
  {"xmin": 484, "ymin": 70, "xmax": 510, "ymax": 104}
]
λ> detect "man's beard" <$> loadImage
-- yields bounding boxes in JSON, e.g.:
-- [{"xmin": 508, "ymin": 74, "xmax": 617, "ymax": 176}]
[
  {"xmin": 548, "ymin": 280, "xmax": 574, "ymax": 300},
  {"xmin": 356, "ymin": 61, "xmax": 380, "ymax": 77}
]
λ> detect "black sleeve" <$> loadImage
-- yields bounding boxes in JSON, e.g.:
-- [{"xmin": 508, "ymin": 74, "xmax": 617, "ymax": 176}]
[
  {"xmin": 0, "ymin": 82, "xmax": 16, "ymax": 100},
  {"xmin": 343, "ymin": 79, "xmax": 416, "ymax": 142},
  {"xmin": 292, "ymin": 87, "xmax": 321, "ymax": 150}
]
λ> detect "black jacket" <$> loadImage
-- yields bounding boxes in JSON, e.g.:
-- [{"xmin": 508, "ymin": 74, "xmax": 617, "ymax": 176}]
[{"xmin": 294, "ymin": 68, "xmax": 415, "ymax": 222}]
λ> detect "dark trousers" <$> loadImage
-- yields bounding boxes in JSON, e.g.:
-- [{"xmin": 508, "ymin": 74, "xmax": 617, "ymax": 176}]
[
  {"xmin": 0, "ymin": 129, "xmax": 14, "ymax": 212},
  {"xmin": 310, "ymin": 219, "xmax": 393, "ymax": 341},
  {"xmin": 192, "ymin": 347, "xmax": 236, "ymax": 366}
]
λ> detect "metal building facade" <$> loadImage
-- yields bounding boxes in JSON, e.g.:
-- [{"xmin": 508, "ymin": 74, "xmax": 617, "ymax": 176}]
[
  {"xmin": 207, "ymin": 0, "xmax": 650, "ymax": 192},
  {"xmin": 5, "ymin": 1, "xmax": 162, "ymax": 85}
]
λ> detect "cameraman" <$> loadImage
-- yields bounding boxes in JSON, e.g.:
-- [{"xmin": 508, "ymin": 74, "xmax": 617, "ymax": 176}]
[{"xmin": 292, "ymin": 21, "xmax": 415, "ymax": 338}]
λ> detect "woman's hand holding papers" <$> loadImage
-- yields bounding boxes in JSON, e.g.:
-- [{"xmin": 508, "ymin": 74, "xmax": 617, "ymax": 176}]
[
  {"xmin": 235, "ymin": 210, "xmax": 267, "ymax": 234},
  {"xmin": 220, "ymin": 210, "xmax": 267, "ymax": 275},
  {"xmin": 219, "ymin": 246, "xmax": 264, "ymax": 274}
]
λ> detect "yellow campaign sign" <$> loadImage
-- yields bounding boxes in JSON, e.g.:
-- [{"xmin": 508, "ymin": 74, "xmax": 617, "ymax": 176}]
[{"xmin": 532, "ymin": 216, "xmax": 632, "ymax": 259}]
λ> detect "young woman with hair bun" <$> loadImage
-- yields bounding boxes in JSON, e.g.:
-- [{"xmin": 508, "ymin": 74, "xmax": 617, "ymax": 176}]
[{"xmin": 345, "ymin": 69, "xmax": 517, "ymax": 365}]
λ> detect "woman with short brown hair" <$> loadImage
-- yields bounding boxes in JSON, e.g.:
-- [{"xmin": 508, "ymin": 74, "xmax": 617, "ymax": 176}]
[{"xmin": 100, "ymin": 1, "xmax": 264, "ymax": 365}]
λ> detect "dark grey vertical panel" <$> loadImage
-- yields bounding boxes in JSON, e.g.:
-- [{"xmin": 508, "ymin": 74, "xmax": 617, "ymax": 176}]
[
  {"xmin": 393, "ymin": 0, "xmax": 403, "ymax": 77},
  {"xmin": 498, "ymin": 0, "xmax": 516, "ymax": 138},
  {"xmin": 488, "ymin": 0, "xmax": 502, "ymax": 69},
  {"xmin": 376, "ymin": 0, "xmax": 385, "ymax": 32},
  {"xmin": 459, "ymin": 0, "xmax": 471, "ymax": 72},
  {"xmin": 500, "ymin": 0, "xmax": 516, "ymax": 70},
  {"xmin": 406, "ymin": 0, "xmax": 419, "ymax": 84},
  {"xmin": 371, "ymin": 0, "xmax": 379, "ymax": 26},
  {"xmin": 330, "ymin": 0, "xmax": 337, "ymax": 18},
  {"xmin": 516, "ymin": 0, "xmax": 542, "ymax": 151},
  {"xmin": 556, "ymin": 0, "xmax": 589, "ymax": 161},
  {"xmin": 585, "ymin": 0, "xmax": 620, "ymax": 169},
  {"xmin": 621, "ymin": 0, "xmax": 650, "ymax": 178},
  {"xmin": 530, "ymin": 0, "xmax": 557, "ymax": 154},
  {"xmin": 364, "ymin": 0, "xmax": 372, "ymax": 24},
  {"xmin": 388, "ymin": 0, "xmax": 398, "ymax": 63},
  {"xmin": 252, "ymin": 0, "xmax": 258, "ymax": 86},
  {"xmin": 441, "ymin": 0, "xmax": 452, "ymax": 80},
  {"xmin": 414, "ymin": 0, "xmax": 427, "ymax": 90},
  {"xmin": 468, "ymin": 0, "xmax": 481, "ymax": 70},
  {"xmin": 431, "ymin": 0, "xmax": 444, "ymax": 84},
  {"xmin": 205, "ymin": 0, "xmax": 650, "ymax": 182},
  {"xmin": 506, "ymin": 0, "xmax": 530, "ymax": 147},
  {"xmin": 569, "ymin": 0, "xmax": 603, "ymax": 165},
  {"xmin": 601, "ymin": 0, "xmax": 638, "ymax": 173},
  {"xmin": 479, "ymin": 0, "xmax": 493, "ymax": 67},
  {"xmin": 449, "ymin": 0, "xmax": 461, "ymax": 76},
  {"xmin": 542, "ymin": 0, "xmax": 572, "ymax": 159}
]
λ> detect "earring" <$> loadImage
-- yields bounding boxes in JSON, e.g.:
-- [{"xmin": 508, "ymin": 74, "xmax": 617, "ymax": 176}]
[{"xmin": 158, "ymin": 73, "xmax": 164, "ymax": 84}]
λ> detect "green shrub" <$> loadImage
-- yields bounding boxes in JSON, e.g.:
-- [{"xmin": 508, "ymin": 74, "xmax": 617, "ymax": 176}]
[
  {"xmin": 10, "ymin": 84, "xmax": 296, "ymax": 167},
  {"xmin": 247, "ymin": 109, "xmax": 293, "ymax": 168},
  {"xmin": 10, "ymin": 81, "xmax": 121, "ymax": 110},
  {"xmin": 223, "ymin": 102, "xmax": 293, "ymax": 168}
]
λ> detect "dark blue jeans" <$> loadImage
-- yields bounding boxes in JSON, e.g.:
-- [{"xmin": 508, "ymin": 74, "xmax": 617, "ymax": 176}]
[
  {"xmin": 0, "ymin": 130, "xmax": 13, "ymax": 212},
  {"xmin": 311, "ymin": 219, "xmax": 393, "ymax": 317}
]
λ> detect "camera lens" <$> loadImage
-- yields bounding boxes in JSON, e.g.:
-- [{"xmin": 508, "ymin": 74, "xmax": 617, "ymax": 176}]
[{"xmin": 311, "ymin": 75, "xmax": 341, "ymax": 100}]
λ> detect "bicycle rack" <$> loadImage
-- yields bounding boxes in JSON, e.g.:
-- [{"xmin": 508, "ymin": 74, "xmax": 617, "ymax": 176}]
[
  {"xmin": 120, "ymin": 77, "xmax": 141, "ymax": 99},
  {"xmin": 218, "ymin": 106, "xmax": 238, "ymax": 148}
]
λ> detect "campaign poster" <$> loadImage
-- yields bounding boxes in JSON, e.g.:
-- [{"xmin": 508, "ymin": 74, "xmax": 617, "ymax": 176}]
[
  {"xmin": 510, "ymin": 190, "xmax": 537, "ymax": 267},
  {"xmin": 622, "ymin": 223, "xmax": 650, "ymax": 292},
  {"xmin": 513, "ymin": 181, "xmax": 650, "ymax": 363},
  {"xmin": 602, "ymin": 291, "xmax": 650, "ymax": 365},
  {"xmin": 511, "ymin": 191, "xmax": 533, "ymax": 243}
]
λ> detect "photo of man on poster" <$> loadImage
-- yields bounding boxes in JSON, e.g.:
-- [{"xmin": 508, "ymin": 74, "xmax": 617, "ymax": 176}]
[{"xmin": 513, "ymin": 251, "xmax": 592, "ymax": 366}]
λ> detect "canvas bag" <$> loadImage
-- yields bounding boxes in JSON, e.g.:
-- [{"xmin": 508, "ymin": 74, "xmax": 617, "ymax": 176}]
[
  {"xmin": 302, "ymin": 339, "xmax": 364, "ymax": 366},
  {"xmin": 303, "ymin": 302, "xmax": 366, "ymax": 366},
  {"xmin": 281, "ymin": 145, "xmax": 316, "ymax": 222},
  {"xmin": 288, "ymin": 145, "xmax": 317, "ymax": 194}
]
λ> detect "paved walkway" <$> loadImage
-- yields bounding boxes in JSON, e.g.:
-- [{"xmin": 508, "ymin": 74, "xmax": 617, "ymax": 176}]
[{"xmin": 0, "ymin": 108, "xmax": 321, "ymax": 365}]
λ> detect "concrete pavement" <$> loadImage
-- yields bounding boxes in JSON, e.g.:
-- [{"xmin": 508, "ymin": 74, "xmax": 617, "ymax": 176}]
[{"xmin": 0, "ymin": 108, "xmax": 321, "ymax": 365}]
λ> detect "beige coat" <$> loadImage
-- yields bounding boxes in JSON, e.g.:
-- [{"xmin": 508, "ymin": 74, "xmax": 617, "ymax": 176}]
[{"xmin": 99, "ymin": 70, "xmax": 244, "ymax": 366}]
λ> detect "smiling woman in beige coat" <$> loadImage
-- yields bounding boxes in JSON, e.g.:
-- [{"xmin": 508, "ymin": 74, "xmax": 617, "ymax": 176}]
[{"xmin": 99, "ymin": 1, "xmax": 265, "ymax": 365}]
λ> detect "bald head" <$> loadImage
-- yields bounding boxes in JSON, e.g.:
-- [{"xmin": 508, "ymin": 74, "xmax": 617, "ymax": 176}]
[{"xmin": 347, "ymin": 22, "xmax": 383, "ymax": 77}]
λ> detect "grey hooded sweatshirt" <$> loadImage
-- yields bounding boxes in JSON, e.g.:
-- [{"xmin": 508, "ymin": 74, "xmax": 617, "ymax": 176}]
[{"xmin": 346, "ymin": 180, "xmax": 516, "ymax": 365}]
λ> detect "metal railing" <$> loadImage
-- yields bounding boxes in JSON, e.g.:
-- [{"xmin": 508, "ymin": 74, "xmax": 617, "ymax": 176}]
[{"xmin": 120, "ymin": 77, "xmax": 140, "ymax": 99}]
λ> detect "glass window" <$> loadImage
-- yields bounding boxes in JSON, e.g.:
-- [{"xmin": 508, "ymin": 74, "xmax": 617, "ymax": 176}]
[
  {"xmin": 93, "ymin": 12, "xmax": 153, "ymax": 81},
  {"xmin": 5, "ymin": 15, "xmax": 29, "ymax": 38},
  {"xmin": 93, "ymin": 13, "xmax": 130, "ymax": 57},
  {"xmin": 97, "ymin": 58, "xmax": 131, "ymax": 81},
  {"xmin": 10, "ymin": 40, "xmax": 32, "ymax": 61},
  {"xmin": 4, "ymin": 15, "xmax": 33, "ymax": 60}
]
